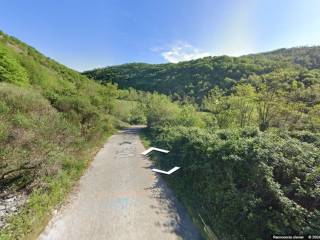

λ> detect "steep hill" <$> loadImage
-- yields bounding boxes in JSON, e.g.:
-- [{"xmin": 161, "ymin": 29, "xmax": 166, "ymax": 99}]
[
  {"xmin": 254, "ymin": 46, "xmax": 320, "ymax": 69},
  {"xmin": 84, "ymin": 46, "xmax": 320, "ymax": 102},
  {"xmin": 0, "ymin": 31, "xmax": 123, "ymax": 238}
]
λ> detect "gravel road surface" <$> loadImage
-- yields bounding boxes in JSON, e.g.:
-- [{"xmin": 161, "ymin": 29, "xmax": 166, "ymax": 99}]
[{"xmin": 39, "ymin": 126, "xmax": 202, "ymax": 240}]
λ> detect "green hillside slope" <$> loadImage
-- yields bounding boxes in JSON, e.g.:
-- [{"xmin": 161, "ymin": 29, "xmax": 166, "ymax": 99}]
[
  {"xmin": 0, "ymin": 31, "xmax": 125, "ymax": 239},
  {"xmin": 254, "ymin": 46, "xmax": 320, "ymax": 69},
  {"xmin": 83, "ymin": 46, "xmax": 320, "ymax": 102}
]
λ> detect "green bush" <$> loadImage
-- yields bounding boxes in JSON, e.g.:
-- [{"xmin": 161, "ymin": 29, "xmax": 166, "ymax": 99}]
[
  {"xmin": 0, "ymin": 45, "xmax": 29, "ymax": 85},
  {"xmin": 0, "ymin": 83, "xmax": 75, "ymax": 192},
  {"xmin": 129, "ymin": 102, "xmax": 147, "ymax": 124},
  {"xmin": 149, "ymin": 126, "xmax": 320, "ymax": 239}
]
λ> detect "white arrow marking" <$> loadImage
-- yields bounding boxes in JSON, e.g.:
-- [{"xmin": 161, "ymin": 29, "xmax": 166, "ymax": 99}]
[
  {"xmin": 141, "ymin": 147, "xmax": 169, "ymax": 155},
  {"xmin": 152, "ymin": 166, "xmax": 180, "ymax": 175}
]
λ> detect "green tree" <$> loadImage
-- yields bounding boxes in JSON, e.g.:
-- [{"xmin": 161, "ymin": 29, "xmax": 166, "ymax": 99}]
[{"xmin": 229, "ymin": 84, "xmax": 257, "ymax": 127}]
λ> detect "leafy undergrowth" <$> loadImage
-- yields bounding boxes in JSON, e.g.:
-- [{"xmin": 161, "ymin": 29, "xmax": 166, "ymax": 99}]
[
  {"xmin": 113, "ymin": 99, "xmax": 146, "ymax": 125},
  {"xmin": 138, "ymin": 128, "xmax": 151, "ymax": 148},
  {"xmin": 145, "ymin": 126, "xmax": 320, "ymax": 239},
  {"xmin": 0, "ymin": 137, "xmax": 110, "ymax": 240},
  {"xmin": 136, "ymin": 92, "xmax": 320, "ymax": 239},
  {"xmin": 0, "ymin": 84, "xmax": 114, "ymax": 239},
  {"xmin": 139, "ymin": 128, "xmax": 218, "ymax": 240},
  {"xmin": 0, "ymin": 31, "xmax": 123, "ymax": 239}
]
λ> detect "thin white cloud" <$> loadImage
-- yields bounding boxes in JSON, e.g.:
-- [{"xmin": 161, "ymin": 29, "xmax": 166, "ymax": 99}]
[{"xmin": 154, "ymin": 41, "xmax": 211, "ymax": 63}]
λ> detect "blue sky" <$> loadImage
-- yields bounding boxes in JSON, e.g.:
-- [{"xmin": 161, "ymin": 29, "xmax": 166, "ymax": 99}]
[{"xmin": 1, "ymin": 0, "xmax": 320, "ymax": 71}]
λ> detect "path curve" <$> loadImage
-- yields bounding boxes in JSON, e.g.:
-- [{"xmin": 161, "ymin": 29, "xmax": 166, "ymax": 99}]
[{"xmin": 39, "ymin": 126, "xmax": 202, "ymax": 240}]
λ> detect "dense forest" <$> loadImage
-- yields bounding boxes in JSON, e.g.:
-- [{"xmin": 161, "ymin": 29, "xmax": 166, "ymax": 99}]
[
  {"xmin": 86, "ymin": 47, "xmax": 320, "ymax": 239},
  {"xmin": 84, "ymin": 46, "xmax": 320, "ymax": 103}
]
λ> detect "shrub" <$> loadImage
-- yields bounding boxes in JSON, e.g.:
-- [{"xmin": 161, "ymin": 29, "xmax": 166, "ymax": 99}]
[
  {"xmin": 150, "ymin": 126, "xmax": 320, "ymax": 239},
  {"xmin": 0, "ymin": 45, "xmax": 29, "ymax": 85},
  {"xmin": 0, "ymin": 83, "xmax": 76, "ymax": 193}
]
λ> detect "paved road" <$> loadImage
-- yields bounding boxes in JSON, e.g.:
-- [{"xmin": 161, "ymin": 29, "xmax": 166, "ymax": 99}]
[{"xmin": 39, "ymin": 126, "xmax": 202, "ymax": 240}]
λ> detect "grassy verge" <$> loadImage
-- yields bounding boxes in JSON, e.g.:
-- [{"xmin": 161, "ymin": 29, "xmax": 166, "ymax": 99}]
[
  {"xmin": 0, "ymin": 131, "xmax": 114, "ymax": 240},
  {"xmin": 138, "ymin": 128, "xmax": 217, "ymax": 240},
  {"xmin": 138, "ymin": 128, "xmax": 151, "ymax": 148}
]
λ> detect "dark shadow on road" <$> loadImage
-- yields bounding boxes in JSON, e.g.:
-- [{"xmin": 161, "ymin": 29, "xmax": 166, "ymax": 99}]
[
  {"xmin": 127, "ymin": 125, "xmax": 203, "ymax": 239},
  {"xmin": 144, "ymin": 169, "xmax": 203, "ymax": 240}
]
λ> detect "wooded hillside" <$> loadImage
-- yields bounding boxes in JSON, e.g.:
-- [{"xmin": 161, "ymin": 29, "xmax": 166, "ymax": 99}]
[{"xmin": 84, "ymin": 46, "xmax": 320, "ymax": 103}]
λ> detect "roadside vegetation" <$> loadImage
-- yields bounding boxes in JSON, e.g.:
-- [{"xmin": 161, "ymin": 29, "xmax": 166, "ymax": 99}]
[
  {"xmin": 0, "ymin": 31, "xmax": 136, "ymax": 239},
  {"xmin": 139, "ymin": 82, "xmax": 320, "ymax": 239},
  {"xmin": 105, "ymin": 70, "xmax": 320, "ymax": 238},
  {"xmin": 1, "ymin": 28, "xmax": 320, "ymax": 240}
]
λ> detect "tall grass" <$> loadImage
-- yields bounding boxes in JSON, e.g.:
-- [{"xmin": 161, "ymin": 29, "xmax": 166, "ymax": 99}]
[{"xmin": 0, "ymin": 83, "xmax": 115, "ymax": 239}]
